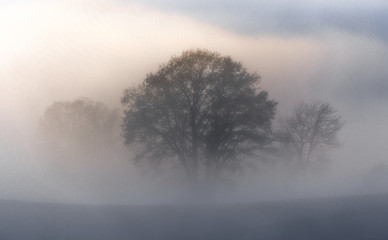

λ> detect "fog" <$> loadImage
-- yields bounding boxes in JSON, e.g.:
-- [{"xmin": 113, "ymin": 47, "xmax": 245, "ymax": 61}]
[{"xmin": 0, "ymin": 0, "xmax": 388, "ymax": 206}]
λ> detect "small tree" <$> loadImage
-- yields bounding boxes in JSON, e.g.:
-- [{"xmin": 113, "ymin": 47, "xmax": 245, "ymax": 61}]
[
  {"xmin": 121, "ymin": 49, "xmax": 277, "ymax": 187},
  {"xmin": 278, "ymin": 101, "xmax": 345, "ymax": 178}
]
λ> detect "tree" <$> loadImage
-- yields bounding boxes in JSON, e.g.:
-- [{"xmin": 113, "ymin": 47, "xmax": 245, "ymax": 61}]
[
  {"xmin": 40, "ymin": 98, "xmax": 121, "ymax": 165},
  {"xmin": 41, "ymin": 98, "xmax": 119, "ymax": 145},
  {"xmin": 39, "ymin": 98, "xmax": 134, "ymax": 200},
  {"xmin": 121, "ymin": 49, "xmax": 277, "ymax": 187},
  {"xmin": 278, "ymin": 101, "xmax": 345, "ymax": 178}
]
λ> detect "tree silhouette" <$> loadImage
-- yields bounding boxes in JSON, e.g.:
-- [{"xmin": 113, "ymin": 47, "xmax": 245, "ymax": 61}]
[
  {"xmin": 278, "ymin": 101, "xmax": 345, "ymax": 178},
  {"xmin": 121, "ymin": 49, "xmax": 277, "ymax": 187},
  {"xmin": 40, "ymin": 98, "xmax": 121, "ymax": 166},
  {"xmin": 41, "ymin": 98, "xmax": 119, "ymax": 146}
]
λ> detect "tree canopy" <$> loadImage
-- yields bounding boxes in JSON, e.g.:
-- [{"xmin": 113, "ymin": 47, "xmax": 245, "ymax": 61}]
[
  {"xmin": 40, "ymin": 98, "xmax": 121, "ymax": 161},
  {"xmin": 121, "ymin": 49, "xmax": 277, "ymax": 186}
]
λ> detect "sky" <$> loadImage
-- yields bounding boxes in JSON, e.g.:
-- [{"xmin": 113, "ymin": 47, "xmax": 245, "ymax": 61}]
[{"xmin": 0, "ymin": 0, "xmax": 388, "ymax": 203}]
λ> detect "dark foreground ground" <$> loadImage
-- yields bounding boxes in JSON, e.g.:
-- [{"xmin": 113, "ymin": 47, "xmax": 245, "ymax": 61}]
[{"xmin": 1, "ymin": 193, "xmax": 388, "ymax": 240}]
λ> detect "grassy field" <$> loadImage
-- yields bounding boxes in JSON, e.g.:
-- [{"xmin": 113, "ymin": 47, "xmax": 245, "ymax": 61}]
[{"xmin": 1, "ymin": 193, "xmax": 388, "ymax": 239}]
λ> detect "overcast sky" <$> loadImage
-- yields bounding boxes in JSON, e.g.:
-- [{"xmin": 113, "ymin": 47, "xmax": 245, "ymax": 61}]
[{"xmin": 0, "ymin": 0, "xmax": 387, "ymax": 203}]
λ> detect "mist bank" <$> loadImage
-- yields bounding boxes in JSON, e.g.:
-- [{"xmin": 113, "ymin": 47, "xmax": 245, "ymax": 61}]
[{"xmin": 0, "ymin": 0, "xmax": 387, "ymax": 204}]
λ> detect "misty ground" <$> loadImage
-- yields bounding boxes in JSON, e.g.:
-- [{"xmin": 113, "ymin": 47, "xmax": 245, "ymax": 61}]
[{"xmin": 1, "ymin": 193, "xmax": 388, "ymax": 240}]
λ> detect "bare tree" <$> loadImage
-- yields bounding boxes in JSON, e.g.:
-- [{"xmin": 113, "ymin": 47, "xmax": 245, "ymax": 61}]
[
  {"xmin": 121, "ymin": 49, "xmax": 277, "ymax": 187},
  {"xmin": 278, "ymin": 101, "xmax": 345, "ymax": 178}
]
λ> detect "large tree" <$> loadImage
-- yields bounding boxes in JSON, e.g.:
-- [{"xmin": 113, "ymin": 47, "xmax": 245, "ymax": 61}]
[
  {"xmin": 278, "ymin": 101, "xmax": 345, "ymax": 178},
  {"xmin": 122, "ymin": 49, "xmax": 277, "ymax": 186}
]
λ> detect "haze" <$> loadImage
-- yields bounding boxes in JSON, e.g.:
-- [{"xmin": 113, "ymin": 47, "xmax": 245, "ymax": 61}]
[{"xmin": 0, "ymin": 0, "xmax": 388, "ymax": 204}]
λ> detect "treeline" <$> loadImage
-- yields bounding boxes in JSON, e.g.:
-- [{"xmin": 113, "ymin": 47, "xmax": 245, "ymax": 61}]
[{"xmin": 40, "ymin": 49, "xmax": 344, "ymax": 189}]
